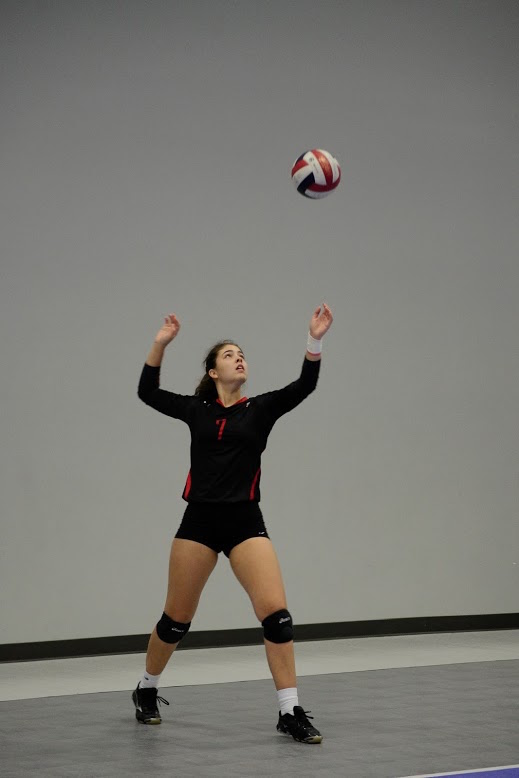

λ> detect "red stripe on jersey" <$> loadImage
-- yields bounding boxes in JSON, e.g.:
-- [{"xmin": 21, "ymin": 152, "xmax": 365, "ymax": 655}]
[
  {"xmin": 249, "ymin": 467, "xmax": 261, "ymax": 500},
  {"xmin": 216, "ymin": 396, "xmax": 248, "ymax": 407},
  {"xmin": 183, "ymin": 470, "xmax": 192, "ymax": 499},
  {"xmin": 312, "ymin": 149, "xmax": 333, "ymax": 185}
]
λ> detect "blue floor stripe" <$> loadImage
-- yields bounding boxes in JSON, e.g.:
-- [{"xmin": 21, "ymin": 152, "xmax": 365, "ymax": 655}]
[
  {"xmin": 402, "ymin": 767, "xmax": 519, "ymax": 778},
  {"xmin": 422, "ymin": 770, "xmax": 519, "ymax": 778}
]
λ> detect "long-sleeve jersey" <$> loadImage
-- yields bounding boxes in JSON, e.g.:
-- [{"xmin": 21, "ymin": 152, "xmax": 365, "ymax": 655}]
[{"xmin": 137, "ymin": 357, "xmax": 320, "ymax": 503}]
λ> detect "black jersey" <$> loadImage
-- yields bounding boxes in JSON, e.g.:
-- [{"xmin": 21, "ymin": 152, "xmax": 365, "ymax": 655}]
[{"xmin": 137, "ymin": 358, "xmax": 320, "ymax": 503}]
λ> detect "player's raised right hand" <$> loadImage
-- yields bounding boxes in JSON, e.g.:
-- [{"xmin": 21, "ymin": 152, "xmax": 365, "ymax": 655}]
[{"xmin": 154, "ymin": 313, "xmax": 181, "ymax": 346}]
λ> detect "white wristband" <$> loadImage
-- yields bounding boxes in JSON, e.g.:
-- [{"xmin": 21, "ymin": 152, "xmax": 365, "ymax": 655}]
[{"xmin": 307, "ymin": 332, "xmax": 322, "ymax": 355}]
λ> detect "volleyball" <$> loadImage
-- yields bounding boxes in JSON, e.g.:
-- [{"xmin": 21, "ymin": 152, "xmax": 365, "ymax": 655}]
[{"xmin": 291, "ymin": 149, "xmax": 341, "ymax": 199}]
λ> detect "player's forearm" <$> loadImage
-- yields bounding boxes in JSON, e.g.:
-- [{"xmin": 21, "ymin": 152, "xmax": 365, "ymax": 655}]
[{"xmin": 145, "ymin": 341, "xmax": 168, "ymax": 367}]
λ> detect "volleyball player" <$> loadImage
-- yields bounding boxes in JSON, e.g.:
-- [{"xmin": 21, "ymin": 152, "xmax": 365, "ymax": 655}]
[{"xmin": 132, "ymin": 303, "xmax": 333, "ymax": 743}]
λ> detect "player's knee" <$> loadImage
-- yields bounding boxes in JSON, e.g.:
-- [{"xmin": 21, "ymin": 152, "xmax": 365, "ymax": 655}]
[
  {"xmin": 262, "ymin": 608, "xmax": 293, "ymax": 644},
  {"xmin": 156, "ymin": 612, "xmax": 191, "ymax": 645}
]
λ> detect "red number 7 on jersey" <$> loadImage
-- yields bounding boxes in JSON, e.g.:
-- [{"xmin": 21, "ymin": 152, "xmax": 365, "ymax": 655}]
[{"xmin": 216, "ymin": 419, "xmax": 227, "ymax": 440}]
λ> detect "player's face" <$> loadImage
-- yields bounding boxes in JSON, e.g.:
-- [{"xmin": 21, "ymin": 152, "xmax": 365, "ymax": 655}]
[{"xmin": 213, "ymin": 344, "xmax": 248, "ymax": 384}]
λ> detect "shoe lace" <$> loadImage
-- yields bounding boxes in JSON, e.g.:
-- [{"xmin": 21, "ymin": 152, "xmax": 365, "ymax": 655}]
[
  {"xmin": 140, "ymin": 687, "xmax": 170, "ymax": 708},
  {"xmin": 295, "ymin": 708, "xmax": 315, "ymax": 725}
]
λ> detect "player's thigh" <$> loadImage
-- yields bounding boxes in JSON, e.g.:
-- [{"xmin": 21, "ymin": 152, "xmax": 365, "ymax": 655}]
[
  {"xmin": 229, "ymin": 537, "xmax": 287, "ymax": 622},
  {"xmin": 164, "ymin": 538, "xmax": 218, "ymax": 622}
]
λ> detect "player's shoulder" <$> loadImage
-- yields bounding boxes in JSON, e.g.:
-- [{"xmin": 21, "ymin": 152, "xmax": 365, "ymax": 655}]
[{"xmin": 250, "ymin": 390, "xmax": 275, "ymax": 404}]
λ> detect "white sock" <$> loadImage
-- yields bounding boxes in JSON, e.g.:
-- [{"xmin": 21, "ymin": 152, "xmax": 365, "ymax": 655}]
[
  {"xmin": 277, "ymin": 687, "xmax": 299, "ymax": 716},
  {"xmin": 140, "ymin": 671, "xmax": 161, "ymax": 689}
]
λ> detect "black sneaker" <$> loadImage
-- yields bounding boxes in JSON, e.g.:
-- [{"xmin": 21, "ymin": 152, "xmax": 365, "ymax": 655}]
[
  {"xmin": 277, "ymin": 705, "xmax": 323, "ymax": 744},
  {"xmin": 132, "ymin": 684, "xmax": 169, "ymax": 725}
]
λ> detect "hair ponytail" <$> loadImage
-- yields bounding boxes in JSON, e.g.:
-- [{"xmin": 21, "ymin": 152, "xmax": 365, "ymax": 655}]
[{"xmin": 194, "ymin": 372, "xmax": 218, "ymax": 400}]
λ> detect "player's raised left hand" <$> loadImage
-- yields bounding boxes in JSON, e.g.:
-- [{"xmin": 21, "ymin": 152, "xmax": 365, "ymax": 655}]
[{"xmin": 309, "ymin": 303, "xmax": 333, "ymax": 340}]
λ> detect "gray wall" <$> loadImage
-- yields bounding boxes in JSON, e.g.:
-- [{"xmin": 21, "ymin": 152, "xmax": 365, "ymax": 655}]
[{"xmin": 1, "ymin": 1, "xmax": 518, "ymax": 644}]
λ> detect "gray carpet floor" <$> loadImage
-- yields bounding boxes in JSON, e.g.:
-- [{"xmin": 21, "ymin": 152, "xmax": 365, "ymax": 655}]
[{"xmin": 2, "ymin": 660, "xmax": 519, "ymax": 778}]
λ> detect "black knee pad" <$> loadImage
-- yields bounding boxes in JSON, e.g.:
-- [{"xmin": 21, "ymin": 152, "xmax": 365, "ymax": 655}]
[
  {"xmin": 262, "ymin": 609, "xmax": 294, "ymax": 644},
  {"xmin": 156, "ymin": 612, "xmax": 191, "ymax": 644}
]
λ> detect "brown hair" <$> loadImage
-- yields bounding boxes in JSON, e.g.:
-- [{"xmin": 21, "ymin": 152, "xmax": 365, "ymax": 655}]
[{"xmin": 194, "ymin": 341, "xmax": 243, "ymax": 400}]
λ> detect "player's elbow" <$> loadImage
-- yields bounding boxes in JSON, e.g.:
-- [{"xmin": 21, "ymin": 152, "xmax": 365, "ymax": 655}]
[{"xmin": 137, "ymin": 386, "xmax": 151, "ymax": 404}]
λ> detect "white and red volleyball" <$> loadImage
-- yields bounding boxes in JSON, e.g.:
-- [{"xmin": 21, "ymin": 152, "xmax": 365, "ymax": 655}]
[{"xmin": 291, "ymin": 148, "xmax": 341, "ymax": 199}]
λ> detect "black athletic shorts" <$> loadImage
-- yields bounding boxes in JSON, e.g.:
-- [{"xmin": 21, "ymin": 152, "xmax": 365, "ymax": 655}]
[{"xmin": 175, "ymin": 502, "xmax": 270, "ymax": 557}]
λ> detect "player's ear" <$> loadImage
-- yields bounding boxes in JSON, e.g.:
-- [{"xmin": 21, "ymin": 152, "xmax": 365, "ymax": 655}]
[{"xmin": 208, "ymin": 368, "xmax": 218, "ymax": 380}]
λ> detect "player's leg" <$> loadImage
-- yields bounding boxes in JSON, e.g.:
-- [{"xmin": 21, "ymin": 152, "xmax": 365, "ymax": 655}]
[
  {"xmin": 229, "ymin": 537, "xmax": 294, "ymax": 686},
  {"xmin": 146, "ymin": 537, "xmax": 218, "ymax": 674},
  {"xmin": 133, "ymin": 537, "xmax": 218, "ymax": 724},
  {"xmin": 229, "ymin": 536, "xmax": 322, "ymax": 743}
]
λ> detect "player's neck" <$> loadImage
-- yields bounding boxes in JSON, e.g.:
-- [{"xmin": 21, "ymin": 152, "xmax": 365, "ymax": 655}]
[{"xmin": 217, "ymin": 386, "xmax": 243, "ymax": 407}]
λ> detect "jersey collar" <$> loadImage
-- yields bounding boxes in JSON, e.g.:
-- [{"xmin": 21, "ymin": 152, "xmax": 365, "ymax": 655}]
[{"xmin": 216, "ymin": 396, "xmax": 248, "ymax": 408}]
